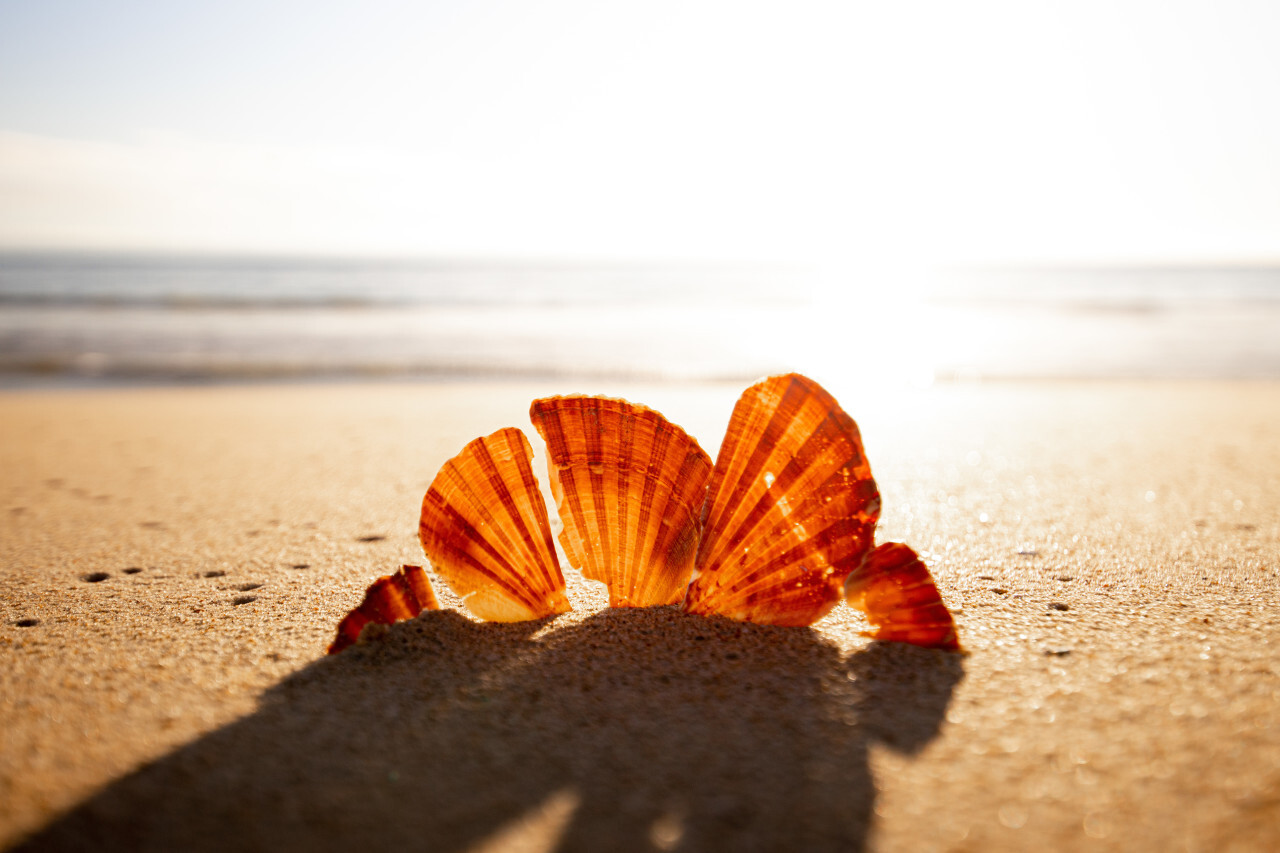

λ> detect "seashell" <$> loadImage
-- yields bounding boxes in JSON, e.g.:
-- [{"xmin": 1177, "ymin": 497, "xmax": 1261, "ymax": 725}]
[
  {"xmin": 844, "ymin": 543, "xmax": 961, "ymax": 650},
  {"xmin": 328, "ymin": 564, "xmax": 439, "ymax": 654},
  {"xmin": 683, "ymin": 373, "xmax": 881, "ymax": 626},
  {"xmin": 530, "ymin": 395, "xmax": 712, "ymax": 607},
  {"xmin": 419, "ymin": 427, "xmax": 571, "ymax": 622}
]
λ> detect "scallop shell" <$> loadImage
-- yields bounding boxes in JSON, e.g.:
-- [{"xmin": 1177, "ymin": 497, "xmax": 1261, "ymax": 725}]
[
  {"xmin": 328, "ymin": 564, "xmax": 439, "ymax": 654},
  {"xmin": 419, "ymin": 427, "xmax": 571, "ymax": 621},
  {"xmin": 530, "ymin": 395, "xmax": 712, "ymax": 607},
  {"xmin": 683, "ymin": 374, "xmax": 881, "ymax": 626},
  {"xmin": 844, "ymin": 543, "xmax": 961, "ymax": 650}
]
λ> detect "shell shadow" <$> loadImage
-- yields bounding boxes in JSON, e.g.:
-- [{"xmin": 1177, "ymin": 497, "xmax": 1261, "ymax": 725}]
[{"xmin": 13, "ymin": 609, "xmax": 963, "ymax": 853}]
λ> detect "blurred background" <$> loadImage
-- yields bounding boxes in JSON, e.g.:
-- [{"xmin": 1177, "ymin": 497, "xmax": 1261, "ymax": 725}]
[{"xmin": 2, "ymin": 0, "xmax": 1279, "ymax": 391}]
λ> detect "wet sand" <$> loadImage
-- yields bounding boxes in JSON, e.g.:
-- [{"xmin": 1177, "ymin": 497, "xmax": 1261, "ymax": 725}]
[{"xmin": 2, "ymin": 379, "xmax": 1278, "ymax": 851}]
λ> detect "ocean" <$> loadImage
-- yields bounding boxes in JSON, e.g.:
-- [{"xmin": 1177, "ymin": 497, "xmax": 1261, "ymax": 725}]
[{"xmin": 2, "ymin": 253, "xmax": 1278, "ymax": 387}]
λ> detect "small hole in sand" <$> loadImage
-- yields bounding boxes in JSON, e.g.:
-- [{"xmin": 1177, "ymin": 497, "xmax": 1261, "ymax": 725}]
[
  {"xmin": 83, "ymin": 572, "xmax": 110, "ymax": 583},
  {"xmin": 123, "ymin": 567, "xmax": 143, "ymax": 574},
  {"xmin": 291, "ymin": 563, "xmax": 310, "ymax": 569},
  {"xmin": 356, "ymin": 535, "xmax": 386, "ymax": 543},
  {"xmin": 232, "ymin": 595, "xmax": 257, "ymax": 605},
  {"xmin": 15, "ymin": 618, "xmax": 40, "ymax": 627},
  {"xmin": 204, "ymin": 570, "xmax": 226, "ymax": 578},
  {"xmin": 236, "ymin": 582, "xmax": 263, "ymax": 591}
]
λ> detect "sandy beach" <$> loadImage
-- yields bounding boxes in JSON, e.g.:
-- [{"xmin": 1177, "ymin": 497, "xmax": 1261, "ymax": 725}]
[{"xmin": 2, "ymin": 379, "xmax": 1278, "ymax": 852}]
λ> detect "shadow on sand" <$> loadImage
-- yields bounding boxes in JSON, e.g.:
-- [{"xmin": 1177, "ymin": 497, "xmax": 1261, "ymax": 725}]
[{"xmin": 15, "ymin": 608, "xmax": 963, "ymax": 853}]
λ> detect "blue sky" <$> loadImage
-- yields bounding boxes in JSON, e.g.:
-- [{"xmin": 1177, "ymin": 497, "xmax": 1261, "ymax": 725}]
[{"xmin": 2, "ymin": 0, "xmax": 1279, "ymax": 262}]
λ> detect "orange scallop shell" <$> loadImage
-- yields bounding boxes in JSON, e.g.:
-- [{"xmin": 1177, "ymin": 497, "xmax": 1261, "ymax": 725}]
[
  {"xmin": 530, "ymin": 395, "xmax": 712, "ymax": 607},
  {"xmin": 328, "ymin": 564, "xmax": 439, "ymax": 654},
  {"xmin": 683, "ymin": 374, "xmax": 881, "ymax": 626},
  {"xmin": 844, "ymin": 543, "xmax": 961, "ymax": 650},
  {"xmin": 418, "ymin": 427, "xmax": 571, "ymax": 622}
]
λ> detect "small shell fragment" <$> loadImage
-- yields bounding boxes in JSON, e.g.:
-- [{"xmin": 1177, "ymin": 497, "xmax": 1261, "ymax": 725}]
[
  {"xmin": 328, "ymin": 564, "xmax": 439, "ymax": 655},
  {"xmin": 419, "ymin": 427, "xmax": 571, "ymax": 622},
  {"xmin": 844, "ymin": 542, "xmax": 961, "ymax": 650},
  {"xmin": 684, "ymin": 373, "xmax": 881, "ymax": 626},
  {"xmin": 530, "ymin": 395, "xmax": 712, "ymax": 607}
]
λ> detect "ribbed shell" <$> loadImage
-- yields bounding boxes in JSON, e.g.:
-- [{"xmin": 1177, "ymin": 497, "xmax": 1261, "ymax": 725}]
[
  {"xmin": 328, "ymin": 565, "xmax": 439, "ymax": 654},
  {"xmin": 844, "ymin": 542, "xmax": 960, "ymax": 650},
  {"xmin": 683, "ymin": 374, "xmax": 881, "ymax": 626},
  {"xmin": 530, "ymin": 395, "xmax": 712, "ymax": 607},
  {"xmin": 419, "ymin": 427, "xmax": 571, "ymax": 622}
]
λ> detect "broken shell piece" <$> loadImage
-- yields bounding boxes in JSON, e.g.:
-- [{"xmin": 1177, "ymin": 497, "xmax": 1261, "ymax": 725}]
[
  {"xmin": 844, "ymin": 543, "xmax": 961, "ymax": 650},
  {"xmin": 684, "ymin": 373, "xmax": 881, "ymax": 626},
  {"xmin": 328, "ymin": 564, "xmax": 439, "ymax": 654},
  {"xmin": 530, "ymin": 395, "xmax": 712, "ymax": 607},
  {"xmin": 419, "ymin": 427, "xmax": 571, "ymax": 622}
]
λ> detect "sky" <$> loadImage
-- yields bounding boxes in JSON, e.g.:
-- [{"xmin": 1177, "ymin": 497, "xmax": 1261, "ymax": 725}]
[{"xmin": 2, "ymin": 0, "xmax": 1279, "ymax": 263}]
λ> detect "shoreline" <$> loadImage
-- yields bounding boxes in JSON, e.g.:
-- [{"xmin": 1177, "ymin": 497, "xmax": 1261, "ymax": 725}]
[{"xmin": 6, "ymin": 371, "xmax": 1280, "ymax": 393}]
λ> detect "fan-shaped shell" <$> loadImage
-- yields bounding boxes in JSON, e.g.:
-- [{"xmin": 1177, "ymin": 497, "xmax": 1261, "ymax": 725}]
[
  {"xmin": 419, "ymin": 427, "xmax": 571, "ymax": 621},
  {"xmin": 328, "ymin": 564, "xmax": 439, "ymax": 654},
  {"xmin": 683, "ymin": 374, "xmax": 881, "ymax": 626},
  {"xmin": 530, "ymin": 395, "xmax": 712, "ymax": 607},
  {"xmin": 844, "ymin": 543, "xmax": 960, "ymax": 650}
]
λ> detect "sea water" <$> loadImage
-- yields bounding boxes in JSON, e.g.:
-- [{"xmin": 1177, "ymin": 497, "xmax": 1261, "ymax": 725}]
[{"xmin": 2, "ymin": 253, "xmax": 1278, "ymax": 387}]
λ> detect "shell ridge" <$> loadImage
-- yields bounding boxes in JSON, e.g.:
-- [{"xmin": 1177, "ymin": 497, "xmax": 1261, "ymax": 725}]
[
  {"xmin": 614, "ymin": 405, "xmax": 637, "ymax": 604},
  {"xmin": 421, "ymin": 500, "xmax": 553, "ymax": 615},
  {"xmin": 473, "ymin": 431, "xmax": 563, "ymax": 596},
  {"xmin": 537, "ymin": 405, "xmax": 593, "ymax": 575},
  {"xmin": 387, "ymin": 570, "xmax": 418, "ymax": 616},
  {"xmin": 628, "ymin": 423, "xmax": 664, "ymax": 602},
  {"xmin": 696, "ymin": 379, "xmax": 783, "ymax": 544},
  {"xmin": 708, "ymin": 455, "xmax": 879, "ymax": 582},
  {"xmin": 689, "ymin": 513, "xmax": 866, "ymax": 609},
  {"xmin": 633, "ymin": 422, "xmax": 686, "ymax": 604},
  {"xmin": 695, "ymin": 376, "xmax": 817, "ymax": 574},
  {"xmin": 498, "ymin": 427, "xmax": 568, "ymax": 597},
  {"xmin": 715, "ymin": 510, "xmax": 872, "ymax": 587},
  {"xmin": 628, "ymin": 414, "xmax": 672, "ymax": 605},
  {"xmin": 424, "ymin": 441, "xmax": 535, "ymax": 579},
  {"xmin": 695, "ymin": 579, "xmax": 841, "ymax": 626},
  {"xmin": 533, "ymin": 399, "xmax": 607, "ymax": 586},
  {"xmin": 440, "ymin": 432, "xmax": 560, "ymax": 600},
  {"xmin": 641, "ymin": 438, "xmax": 709, "ymax": 605},
  {"xmin": 698, "ymin": 376, "xmax": 860, "ymax": 577},
  {"xmin": 373, "ymin": 575, "xmax": 413, "ymax": 622},
  {"xmin": 583, "ymin": 405, "xmax": 616, "ymax": 596},
  {"xmin": 535, "ymin": 401, "xmax": 602, "ymax": 580},
  {"xmin": 693, "ymin": 378, "xmax": 784, "ymax": 564},
  {"xmin": 404, "ymin": 563, "xmax": 440, "ymax": 612},
  {"xmin": 698, "ymin": 518, "xmax": 873, "ymax": 615},
  {"xmin": 556, "ymin": 466, "xmax": 601, "ymax": 580},
  {"xmin": 687, "ymin": 376, "xmax": 805, "ymax": 611}
]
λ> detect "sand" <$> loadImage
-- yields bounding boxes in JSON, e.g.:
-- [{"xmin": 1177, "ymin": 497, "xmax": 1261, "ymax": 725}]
[{"xmin": 1, "ymin": 379, "xmax": 1278, "ymax": 852}]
